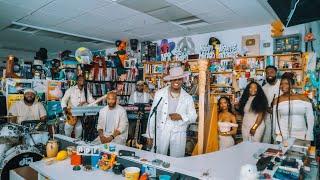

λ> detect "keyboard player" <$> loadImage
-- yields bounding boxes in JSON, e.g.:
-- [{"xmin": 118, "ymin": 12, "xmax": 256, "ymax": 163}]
[{"xmin": 128, "ymin": 81, "xmax": 153, "ymax": 105}]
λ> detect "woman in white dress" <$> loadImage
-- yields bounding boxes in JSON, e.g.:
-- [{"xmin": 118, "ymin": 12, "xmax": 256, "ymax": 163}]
[
  {"xmin": 218, "ymin": 96, "xmax": 238, "ymax": 150},
  {"xmin": 273, "ymin": 72, "xmax": 314, "ymax": 143},
  {"xmin": 238, "ymin": 81, "xmax": 268, "ymax": 142}
]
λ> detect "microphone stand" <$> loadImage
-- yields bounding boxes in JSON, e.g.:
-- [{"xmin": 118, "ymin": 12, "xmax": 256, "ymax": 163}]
[{"xmin": 148, "ymin": 97, "xmax": 163, "ymax": 153}]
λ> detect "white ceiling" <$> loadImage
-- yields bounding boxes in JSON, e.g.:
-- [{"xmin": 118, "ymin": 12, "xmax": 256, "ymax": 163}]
[{"xmin": 0, "ymin": 0, "xmax": 276, "ymax": 60}]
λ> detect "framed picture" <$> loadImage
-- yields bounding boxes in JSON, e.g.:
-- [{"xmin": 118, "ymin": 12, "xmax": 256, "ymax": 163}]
[
  {"xmin": 124, "ymin": 58, "xmax": 137, "ymax": 68},
  {"xmin": 242, "ymin": 35, "xmax": 260, "ymax": 56}
]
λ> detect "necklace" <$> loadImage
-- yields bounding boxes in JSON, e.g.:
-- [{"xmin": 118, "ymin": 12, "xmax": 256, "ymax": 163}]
[{"xmin": 169, "ymin": 90, "xmax": 180, "ymax": 99}]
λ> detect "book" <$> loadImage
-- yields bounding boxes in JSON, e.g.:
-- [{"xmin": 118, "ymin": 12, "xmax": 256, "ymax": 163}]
[{"xmin": 47, "ymin": 81, "xmax": 63, "ymax": 101}]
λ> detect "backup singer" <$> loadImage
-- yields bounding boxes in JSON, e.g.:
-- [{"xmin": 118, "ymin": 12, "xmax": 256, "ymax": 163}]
[
  {"xmin": 96, "ymin": 92, "xmax": 129, "ymax": 145},
  {"xmin": 238, "ymin": 81, "xmax": 268, "ymax": 142},
  {"xmin": 61, "ymin": 76, "xmax": 95, "ymax": 139},
  {"xmin": 273, "ymin": 73, "xmax": 314, "ymax": 143},
  {"xmin": 9, "ymin": 88, "xmax": 47, "ymax": 124},
  {"xmin": 146, "ymin": 67, "xmax": 197, "ymax": 157},
  {"xmin": 218, "ymin": 96, "xmax": 238, "ymax": 150}
]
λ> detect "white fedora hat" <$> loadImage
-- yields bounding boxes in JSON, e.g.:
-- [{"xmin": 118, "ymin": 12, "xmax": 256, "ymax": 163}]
[{"xmin": 163, "ymin": 67, "xmax": 189, "ymax": 81}]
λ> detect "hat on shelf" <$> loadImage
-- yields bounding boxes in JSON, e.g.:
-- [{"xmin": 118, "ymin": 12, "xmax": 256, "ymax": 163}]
[
  {"xmin": 137, "ymin": 80, "xmax": 145, "ymax": 85},
  {"xmin": 24, "ymin": 88, "xmax": 36, "ymax": 95},
  {"xmin": 163, "ymin": 67, "xmax": 189, "ymax": 81}
]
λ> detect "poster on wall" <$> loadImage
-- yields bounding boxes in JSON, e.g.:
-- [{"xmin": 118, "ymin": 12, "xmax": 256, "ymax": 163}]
[
  {"xmin": 241, "ymin": 35, "xmax": 260, "ymax": 56},
  {"xmin": 8, "ymin": 81, "xmax": 32, "ymax": 94},
  {"xmin": 7, "ymin": 94, "xmax": 24, "ymax": 110},
  {"xmin": 47, "ymin": 81, "xmax": 63, "ymax": 101}
]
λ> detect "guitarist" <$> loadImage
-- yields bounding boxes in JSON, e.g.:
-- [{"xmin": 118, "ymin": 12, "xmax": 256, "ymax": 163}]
[
  {"xmin": 61, "ymin": 76, "xmax": 95, "ymax": 139},
  {"xmin": 95, "ymin": 91, "xmax": 129, "ymax": 145}
]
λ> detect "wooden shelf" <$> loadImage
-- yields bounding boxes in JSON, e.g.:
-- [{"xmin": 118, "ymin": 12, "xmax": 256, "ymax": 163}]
[
  {"xmin": 235, "ymin": 55, "xmax": 265, "ymax": 59},
  {"xmin": 272, "ymin": 53, "xmax": 301, "ymax": 56},
  {"xmin": 234, "ymin": 69, "xmax": 264, "ymax": 72},
  {"xmin": 211, "ymin": 85, "xmax": 232, "ymax": 88},
  {"xmin": 211, "ymin": 71, "xmax": 233, "ymax": 74},
  {"xmin": 144, "ymin": 73, "xmax": 165, "ymax": 77},
  {"xmin": 143, "ymin": 61, "xmax": 163, "ymax": 64},
  {"xmin": 87, "ymin": 80, "xmax": 136, "ymax": 83},
  {"xmin": 143, "ymin": 61, "xmax": 183, "ymax": 64},
  {"xmin": 211, "ymin": 93, "xmax": 234, "ymax": 96},
  {"xmin": 278, "ymin": 68, "xmax": 302, "ymax": 71},
  {"xmin": 210, "ymin": 57, "xmax": 234, "ymax": 61}
]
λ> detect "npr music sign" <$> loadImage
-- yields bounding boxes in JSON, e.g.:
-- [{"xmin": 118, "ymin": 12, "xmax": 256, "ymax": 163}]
[{"xmin": 77, "ymin": 146, "xmax": 100, "ymax": 156}]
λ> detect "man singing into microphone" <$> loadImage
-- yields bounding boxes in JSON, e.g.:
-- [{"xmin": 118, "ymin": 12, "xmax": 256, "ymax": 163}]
[
  {"xmin": 146, "ymin": 67, "xmax": 197, "ymax": 157},
  {"xmin": 262, "ymin": 66, "xmax": 281, "ymax": 143}
]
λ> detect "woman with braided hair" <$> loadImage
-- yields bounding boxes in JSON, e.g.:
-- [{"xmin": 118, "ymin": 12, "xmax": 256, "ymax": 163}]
[{"xmin": 273, "ymin": 72, "xmax": 315, "ymax": 144}]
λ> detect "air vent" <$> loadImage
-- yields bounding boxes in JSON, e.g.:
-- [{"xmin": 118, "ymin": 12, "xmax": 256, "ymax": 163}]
[
  {"xmin": 21, "ymin": 27, "xmax": 39, "ymax": 33},
  {"xmin": 172, "ymin": 16, "xmax": 201, "ymax": 23},
  {"xmin": 5, "ymin": 22, "xmax": 114, "ymax": 45},
  {"xmin": 170, "ymin": 16, "xmax": 209, "ymax": 28}
]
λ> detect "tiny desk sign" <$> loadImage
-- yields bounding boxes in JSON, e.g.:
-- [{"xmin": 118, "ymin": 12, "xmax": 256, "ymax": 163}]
[{"xmin": 77, "ymin": 146, "xmax": 100, "ymax": 156}]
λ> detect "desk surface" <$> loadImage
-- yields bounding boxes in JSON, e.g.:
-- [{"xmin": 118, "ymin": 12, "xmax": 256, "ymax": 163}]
[{"xmin": 30, "ymin": 135, "xmax": 314, "ymax": 180}]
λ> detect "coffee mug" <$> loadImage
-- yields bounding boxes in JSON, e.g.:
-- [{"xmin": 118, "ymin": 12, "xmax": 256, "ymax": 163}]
[{"xmin": 124, "ymin": 167, "xmax": 140, "ymax": 180}]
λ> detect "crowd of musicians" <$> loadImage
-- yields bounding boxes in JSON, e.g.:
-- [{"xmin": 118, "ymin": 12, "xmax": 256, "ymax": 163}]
[{"xmin": 8, "ymin": 66, "xmax": 315, "ymax": 158}]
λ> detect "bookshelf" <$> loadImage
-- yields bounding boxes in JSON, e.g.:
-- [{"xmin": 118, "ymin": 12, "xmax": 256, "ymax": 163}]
[{"xmin": 142, "ymin": 61, "xmax": 183, "ymax": 90}]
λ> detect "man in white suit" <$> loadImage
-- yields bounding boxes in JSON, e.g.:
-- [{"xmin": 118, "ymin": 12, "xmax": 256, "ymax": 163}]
[{"xmin": 146, "ymin": 67, "xmax": 197, "ymax": 157}]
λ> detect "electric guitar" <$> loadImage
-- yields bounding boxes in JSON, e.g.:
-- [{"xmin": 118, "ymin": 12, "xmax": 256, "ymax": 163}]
[{"xmin": 126, "ymin": 111, "xmax": 143, "ymax": 150}]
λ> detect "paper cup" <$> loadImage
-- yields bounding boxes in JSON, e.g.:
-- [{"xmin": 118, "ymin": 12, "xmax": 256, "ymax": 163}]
[{"xmin": 124, "ymin": 167, "xmax": 140, "ymax": 180}]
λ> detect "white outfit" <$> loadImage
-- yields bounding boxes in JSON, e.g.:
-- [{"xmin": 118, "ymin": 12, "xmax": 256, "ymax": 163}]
[
  {"xmin": 262, "ymin": 80, "xmax": 281, "ymax": 143},
  {"xmin": 9, "ymin": 100, "xmax": 47, "ymax": 124},
  {"xmin": 95, "ymin": 105, "xmax": 129, "ymax": 145},
  {"xmin": 61, "ymin": 85, "xmax": 95, "ymax": 139},
  {"xmin": 273, "ymin": 100, "xmax": 314, "ymax": 141},
  {"xmin": 242, "ymin": 96, "xmax": 265, "ymax": 142},
  {"xmin": 146, "ymin": 86, "xmax": 197, "ymax": 157},
  {"xmin": 128, "ymin": 91, "xmax": 152, "ymax": 104},
  {"xmin": 218, "ymin": 121, "xmax": 238, "ymax": 150}
]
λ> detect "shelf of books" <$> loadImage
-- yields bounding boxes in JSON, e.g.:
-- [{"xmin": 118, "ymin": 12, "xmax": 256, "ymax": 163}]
[{"xmin": 86, "ymin": 66, "xmax": 138, "ymax": 105}]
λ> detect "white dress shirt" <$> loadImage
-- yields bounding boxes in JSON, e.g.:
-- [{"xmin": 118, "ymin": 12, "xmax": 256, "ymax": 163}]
[
  {"xmin": 97, "ymin": 105, "xmax": 129, "ymax": 145},
  {"xmin": 128, "ymin": 91, "xmax": 152, "ymax": 104},
  {"xmin": 9, "ymin": 100, "xmax": 47, "ymax": 124},
  {"xmin": 61, "ymin": 85, "xmax": 95, "ymax": 108}
]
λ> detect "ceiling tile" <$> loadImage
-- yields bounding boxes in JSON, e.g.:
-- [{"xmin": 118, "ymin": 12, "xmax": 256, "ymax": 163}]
[
  {"xmin": 98, "ymin": 13, "xmax": 162, "ymax": 32},
  {"xmin": 128, "ymin": 22, "xmax": 182, "ymax": 36},
  {"xmin": 178, "ymin": 0, "xmax": 233, "ymax": 16},
  {"xmin": 0, "ymin": 0, "xmax": 53, "ymax": 11},
  {"xmin": 91, "ymin": 3, "xmax": 140, "ymax": 21},
  {"xmin": 147, "ymin": 5, "xmax": 191, "ymax": 21},
  {"xmin": 55, "ymin": 12, "xmax": 110, "ymax": 31},
  {"xmin": 118, "ymin": 0, "xmax": 170, "ymax": 13},
  {"xmin": 37, "ymin": 0, "xmax": 86, "ymax": 19},
  {"xmin": 19, "ymin": 12, "xmax": 69, "ymax": 27}
]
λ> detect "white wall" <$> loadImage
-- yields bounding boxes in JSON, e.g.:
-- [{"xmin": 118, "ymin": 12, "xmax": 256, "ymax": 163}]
[{"xmin": 155, "ymin": 24, "xmax": 306, "ymax": 56}]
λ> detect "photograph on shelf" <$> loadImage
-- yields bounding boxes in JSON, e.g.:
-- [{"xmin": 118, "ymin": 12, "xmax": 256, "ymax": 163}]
[
  {"xmin": 8, "ymin": 81, "xmax": 32, "ymax": 94},
  {"xmin": 241, "ymin": 34, "xmax": 260, "ymax": 56},
  {"xmin": 7, "ymin": 94, "xmax": 24, "ymax": 109},
  {"xmin": 47, "ymin": 81, "xmax": 63, "ymax": 101},
  {"xmin": 46, "ymin": 101, "xmax": 63, "ymax": 118}
]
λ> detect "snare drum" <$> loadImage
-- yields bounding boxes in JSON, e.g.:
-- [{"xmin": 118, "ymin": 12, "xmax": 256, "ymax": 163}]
[
  {"xmin": 24, "ymin": 131, "xmax": 49, "ymax": 146},
  {"xmin": 0, "ymin": 145, "xmax": 43, "ymax": 180}
]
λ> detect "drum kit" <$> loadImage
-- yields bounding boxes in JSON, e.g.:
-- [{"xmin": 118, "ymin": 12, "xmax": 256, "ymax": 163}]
[{"xmin": 0, "ymin": 117, "xmax": 49, "ymax": 180}]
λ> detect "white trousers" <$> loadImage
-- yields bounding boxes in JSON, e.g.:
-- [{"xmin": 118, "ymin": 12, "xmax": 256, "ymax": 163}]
[
  {"xmin": 64, "ymin": 120, "xmax": 82, "ymax": 139},
  {"xmin": 155, "ymin": 130, "xmax": 186, "ymax": 158}
]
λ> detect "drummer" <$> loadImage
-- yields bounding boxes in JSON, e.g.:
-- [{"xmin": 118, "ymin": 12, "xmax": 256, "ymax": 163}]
[{"xmin": 8, "ymin": 88, "xmax": 47, "ymax": 124}]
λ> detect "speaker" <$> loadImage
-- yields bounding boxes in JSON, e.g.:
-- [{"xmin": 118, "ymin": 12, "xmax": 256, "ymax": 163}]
[{"xmin": 130, "ymin": 39, "xmax": 139, "ymax": 51}]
